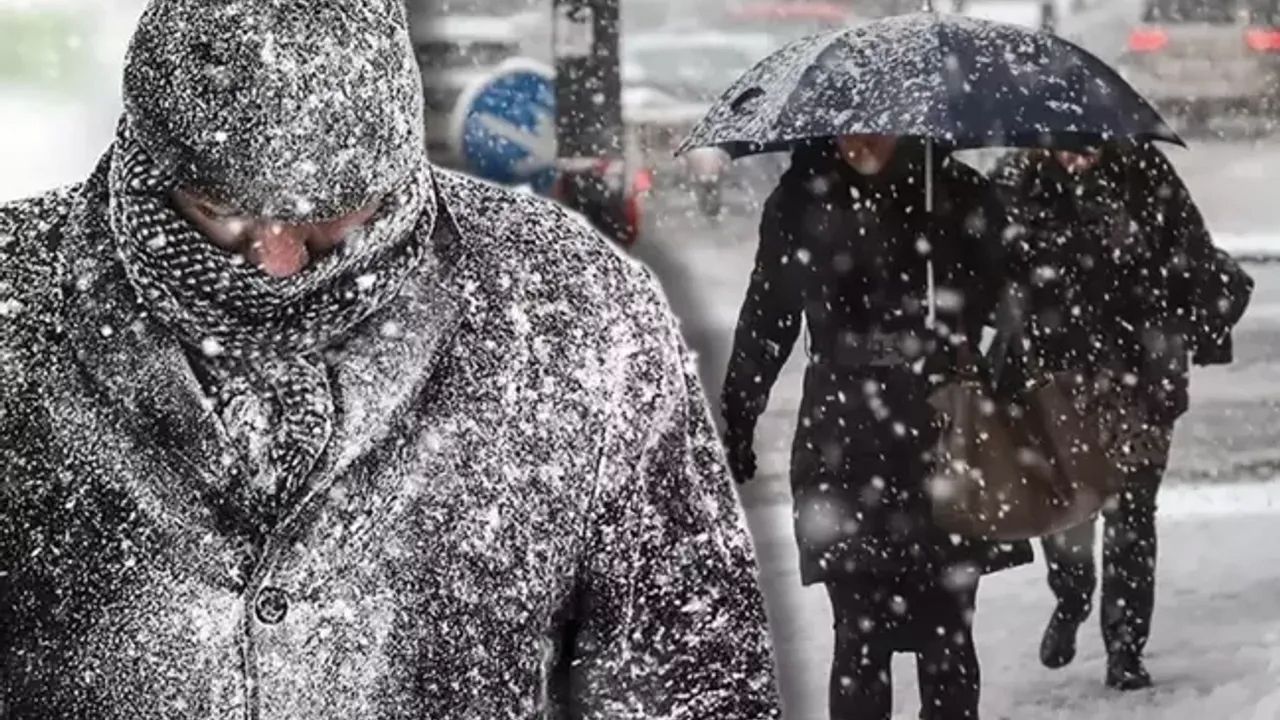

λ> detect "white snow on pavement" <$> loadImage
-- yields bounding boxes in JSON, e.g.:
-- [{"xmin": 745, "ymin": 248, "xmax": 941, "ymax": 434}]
[
  {"xmin": 745, "ymin": 480, "xmax": 1280, "ymax": 720},
  {"xmin": 1213, "ymin": 233, "xmax": 1280, "ymax": 261}
]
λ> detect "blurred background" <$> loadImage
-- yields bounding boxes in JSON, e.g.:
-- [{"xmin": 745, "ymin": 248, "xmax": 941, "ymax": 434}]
[{"xmin": 5, "ymin": 0, "xmax": 1280, "ymax": 716}]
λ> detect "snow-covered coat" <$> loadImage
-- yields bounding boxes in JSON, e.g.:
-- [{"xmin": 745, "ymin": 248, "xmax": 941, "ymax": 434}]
[
  {"xmin": 992, "ymin": 143, "xmax": 1253, "ymax": 425},
  {"xmin": 723, "ymin": 141, "xmax": 1033, "ymax": 586},
  {"xmin": 0, "ymin": 161, "xmax": 780, "ymax": 719}
]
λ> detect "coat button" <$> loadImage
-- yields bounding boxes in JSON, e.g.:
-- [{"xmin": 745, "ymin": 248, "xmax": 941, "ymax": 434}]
[{"xmin": 255, "ymin": 587, "xmax": 289, "ymax": 625}]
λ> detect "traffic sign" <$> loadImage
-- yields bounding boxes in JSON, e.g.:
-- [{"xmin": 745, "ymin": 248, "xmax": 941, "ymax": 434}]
[{"xmin": 448, "ymin": 58, "xmax": 558, "ymax": 195}]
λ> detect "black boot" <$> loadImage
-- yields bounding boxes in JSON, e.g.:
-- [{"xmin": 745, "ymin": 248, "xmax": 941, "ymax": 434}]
[
  {"xmin": 1039, "ymin": 609, "xmax": 1083, "ymax": 669},
  {"xmin": 1105, "ymin": 654, "xmax": 1153, "ymax": 691}
]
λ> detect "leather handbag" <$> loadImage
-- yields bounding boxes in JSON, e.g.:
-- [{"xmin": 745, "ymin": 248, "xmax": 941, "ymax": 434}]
[{"xmin": 927, "ymin": 288, "xmax": 1120, "ymax": 541}]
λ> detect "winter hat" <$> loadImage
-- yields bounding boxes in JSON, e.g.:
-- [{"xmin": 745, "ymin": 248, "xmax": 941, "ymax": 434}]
[{"xmin": 121, "ymin": 0, "xmax": 426, "ymax": 222}]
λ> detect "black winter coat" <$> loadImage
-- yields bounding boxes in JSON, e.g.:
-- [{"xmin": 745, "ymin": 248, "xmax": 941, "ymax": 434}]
[
  {"xmin": 723, "ymin": 141, "xmax": 1032, "ymax": 586},
  {"xmin": 992, "ymin": 143, "xmax": 1252, "ymax": 425},
  {"xmin": 0, "ymin": 165, "xmax": 781, "ymax": 719}
]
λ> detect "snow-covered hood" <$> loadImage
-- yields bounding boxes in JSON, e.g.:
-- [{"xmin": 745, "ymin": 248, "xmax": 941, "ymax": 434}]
[{"xmin": 121, "ymin": 0, "xmax": 425, "ymax": 221}]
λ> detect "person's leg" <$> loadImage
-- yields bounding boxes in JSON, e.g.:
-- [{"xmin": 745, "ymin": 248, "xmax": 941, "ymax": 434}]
[
  {"xmin": 827, "ymin": 582, "xmax": 895, "ymax": 720},
  {"xmin": 1039, "ymin": 519, "xmax": 1097, "ymax": 668},
  {"xmin": 1044, "ymin": 520, "xmax": 1098, "ymax": 620},
  {"xmin": 916, "ymin": 584, "xmax": 980, "ymax": 720},
  {"xmin": 1101, "ymin": 462, "xmax": 1163, "ymax": 689}
]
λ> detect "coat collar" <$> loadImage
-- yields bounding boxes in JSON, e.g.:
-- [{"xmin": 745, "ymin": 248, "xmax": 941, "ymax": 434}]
[{"xmin": 60, "ymin": 154, "xmax": 467, "ymax": 547}]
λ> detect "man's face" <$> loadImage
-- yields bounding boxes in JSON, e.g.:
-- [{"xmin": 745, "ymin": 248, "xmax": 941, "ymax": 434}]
[
  {"xmin": 836, "ymin": 134, "xmax": 899, "ymax": 176},
  {"xmin": 171, "ymin": 189, "xmax": 382, "ymax": 278},
  {"xmin": 1054, "ymin": 149, "xmax": 1102, "ymax": 175}
]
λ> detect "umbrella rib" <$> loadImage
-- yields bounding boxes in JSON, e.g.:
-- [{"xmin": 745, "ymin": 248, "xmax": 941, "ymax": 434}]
[{"xmin": 764, "ymin": 31, "xmax": 850, "ymax": 150}]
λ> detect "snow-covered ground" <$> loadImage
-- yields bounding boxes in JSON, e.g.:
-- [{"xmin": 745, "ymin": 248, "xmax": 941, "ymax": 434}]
[
  {"xmin": 743, "ymin": 462, "xmax": 1280, "ymax": 719},
  {"xmin": 1212, "ymin": 233, "xmax": 1280, "ymax": 262}
]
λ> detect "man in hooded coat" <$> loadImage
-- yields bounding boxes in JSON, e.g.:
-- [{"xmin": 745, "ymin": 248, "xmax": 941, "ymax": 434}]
[
  {"xmin": 992, "ymin": 141, "xmax": 1252, "ymax": 690},
  {"xmin": 0, "ymin": 1, "xmax": 780, "ymax": 717}
]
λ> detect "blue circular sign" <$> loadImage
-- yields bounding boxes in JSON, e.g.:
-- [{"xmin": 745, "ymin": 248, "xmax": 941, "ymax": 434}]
[{"xmin": 451, "ymin": 59, "xmax": 557, "ymax": 195}]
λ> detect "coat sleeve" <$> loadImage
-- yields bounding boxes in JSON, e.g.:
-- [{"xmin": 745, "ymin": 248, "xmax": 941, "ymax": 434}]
[
  {"xmin": 946, "ymin": 159, "xmax": 1017, "ymax": 335},
  {"xmin": 1125, "ymin": 144, "xmax": 1222, "ymax": 419},
  {"xmin": 1132, "ymin": 144, "xmax": 1254, "ymax": 366},
  {"xmin": 562, "ymin": 284, "xmax": 781, "ymax": 719},
  {"xmin": 720, "ymin": 185, "xmax": 804, "ymax": 436}
]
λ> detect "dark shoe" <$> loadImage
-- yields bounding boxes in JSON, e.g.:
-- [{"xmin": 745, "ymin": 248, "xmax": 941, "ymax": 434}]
[
  {"xmin": 1106, "ymin": 655, "xmax": 1153, "ymax": 690},
  {"xmin": 1039, "ymin": 611, "xmax": 1082, "ymax": 669}
]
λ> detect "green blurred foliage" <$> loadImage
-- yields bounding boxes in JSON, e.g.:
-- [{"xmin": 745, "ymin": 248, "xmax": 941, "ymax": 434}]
[{"xmin": 0, "ymin": 8, "xmax": 88, "ymax": 91}]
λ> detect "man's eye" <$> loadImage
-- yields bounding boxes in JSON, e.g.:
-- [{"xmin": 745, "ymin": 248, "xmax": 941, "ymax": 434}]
[{"xmin": 200, "ymin": 204, "xmax": 236, "ymax": 220}]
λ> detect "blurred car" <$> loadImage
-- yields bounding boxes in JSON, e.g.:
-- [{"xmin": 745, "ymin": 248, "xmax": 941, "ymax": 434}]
[
  {"xmin": 622, "ymin": 31, "xmax": 775, "ymax": 216},
  {"xmin": 952, "ymin": 0, "xmax": 1055, "ymax": 30},
  {"xmin": 550, "ymin": 152, "xmax": 653, "ymax": 249},
  {"xmin": 623, "ymin": 31, "xmax": 774, "ymax": 103},
  {"xmin": 622, "ymin": 0, "xmax": 715, "ymax": 34},
  {"xmin": 849, "ymin": 0, "xmax": 931, "ymax": 18},
  {"xmin": 722, "ymin": 1, "xmax": 855, "ymax": 48},
  {"xmin": 1118, "ymin": 0, "xmax": 1280, "ymax": 128}
]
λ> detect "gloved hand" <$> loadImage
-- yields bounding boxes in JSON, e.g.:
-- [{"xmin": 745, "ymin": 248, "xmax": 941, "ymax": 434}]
[
  {"xmin": 1143, "ymin": 373, "xmax": 1189, "ymax": 426},
  {"xmin": 723, "ymin": 427, "xmax": 758, "ymax": 484},
  {"xmin": 1138, "ymin": 330, "xmax": 1190, "ymax": 426}
]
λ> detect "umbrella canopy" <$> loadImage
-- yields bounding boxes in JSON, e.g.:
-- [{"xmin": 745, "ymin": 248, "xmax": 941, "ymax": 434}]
[{"xmin": 676, "ymin": 12, "xmax": 1181, "ymax": 158}]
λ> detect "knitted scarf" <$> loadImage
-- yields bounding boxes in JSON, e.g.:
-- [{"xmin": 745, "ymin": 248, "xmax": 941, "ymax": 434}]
[{"xmin": 107, "ymin": 122, "xmax": 434, "ymax": 526}]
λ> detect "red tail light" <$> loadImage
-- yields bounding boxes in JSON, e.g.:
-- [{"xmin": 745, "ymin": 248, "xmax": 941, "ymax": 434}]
[
  {"xmin": 621, "ymin": 168, "xmax": 653, "ymax": 249},
  {"xmin": 631, "ymin": 167, "xmax": 654, "ymax": 195},
  {"xmin": 1246, "ymin": 27, "xmax": 1280, "ymax": 52},
  {"xmin": 1128, "ymin": 27, "xmax": 1169, "ymax": 53}
]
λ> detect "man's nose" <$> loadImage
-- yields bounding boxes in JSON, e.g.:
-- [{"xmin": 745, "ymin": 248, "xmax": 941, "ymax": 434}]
[{"xmin": 247, "ymin": 221, "xmax": 310, "ymax": 278}]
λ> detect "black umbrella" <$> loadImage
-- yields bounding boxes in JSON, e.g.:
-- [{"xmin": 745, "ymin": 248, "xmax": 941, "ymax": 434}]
[{"xmin": 675, "ymin": 12, "xmax": 1182, "ymax": 159}]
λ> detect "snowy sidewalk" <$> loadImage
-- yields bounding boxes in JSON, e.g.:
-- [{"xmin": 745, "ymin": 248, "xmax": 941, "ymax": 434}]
[{"xmin": 742, "ymin": 480, "xmax": 1280, "ymax": 720}]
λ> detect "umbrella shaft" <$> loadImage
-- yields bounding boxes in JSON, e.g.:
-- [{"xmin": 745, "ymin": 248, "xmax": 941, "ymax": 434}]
[
  {"xmin": 926, "ymin": 259, "xmax": 937, "ymax": 329},
  {"xmin": 924, "ymin": 138, "xmax": 935, "ymax": 330},
  {"xmin": 925, "ymin": 138, "xmax": 933, "ymax": 213}
]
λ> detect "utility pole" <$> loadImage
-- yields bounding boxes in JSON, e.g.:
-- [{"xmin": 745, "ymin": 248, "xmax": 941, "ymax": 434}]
[
  {"xmin": 552, "ymin": 0, "xmax": 630, "ymax": 245},
  {"xmin": 1040, "ymin": 0, "xmax": 1058, "ymax": 34}
]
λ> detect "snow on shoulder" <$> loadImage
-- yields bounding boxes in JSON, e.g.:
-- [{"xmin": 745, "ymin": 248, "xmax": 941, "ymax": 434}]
[
  {"xmin": 435, "ymin": 168, "xmax": 681, "ymax": 358},
  {"xmin": 0, "ymin": 185, "xmax": 79, "ymax": 330}
]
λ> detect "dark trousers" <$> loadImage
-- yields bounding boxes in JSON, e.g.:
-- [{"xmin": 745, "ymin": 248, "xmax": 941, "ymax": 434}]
[
  {"xmin": 826, "ymin": 577, "xmax": 980, "ymax": 720},
  {"xmin": 1041, "ymin": 462, "xmax": 1164, "ymax": 659}
]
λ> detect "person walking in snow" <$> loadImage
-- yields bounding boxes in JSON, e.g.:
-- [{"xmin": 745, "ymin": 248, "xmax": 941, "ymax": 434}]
[
  {"xmin": 722, "ymin": 134, "xmax": 1032, "ymax": 720},
  {"xmin": 0, "ymin": 1, "xmax": 781, "ymax": 717},
  {"xmin": 992, "ymin": 141, "xmax": 1252, "ymax": 690}
]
